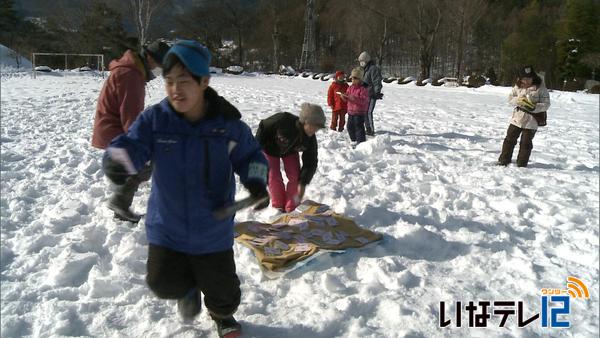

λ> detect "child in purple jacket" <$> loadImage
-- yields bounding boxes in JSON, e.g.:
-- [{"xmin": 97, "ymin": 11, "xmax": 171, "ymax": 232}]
[{"xmin": 339, "ymin": 67, "xmax": 369, "ymax": 145}]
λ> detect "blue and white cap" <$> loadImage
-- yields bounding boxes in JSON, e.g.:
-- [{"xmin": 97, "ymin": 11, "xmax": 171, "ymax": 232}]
[{"xmin": 165, "ymin": 40, "xmax": 212, "ymax": 77}]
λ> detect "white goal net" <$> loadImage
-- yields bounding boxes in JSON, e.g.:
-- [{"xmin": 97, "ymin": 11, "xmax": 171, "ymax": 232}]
[{"xmin": 32, "ymin": 53, "xmax": 105, "ymax": 78}]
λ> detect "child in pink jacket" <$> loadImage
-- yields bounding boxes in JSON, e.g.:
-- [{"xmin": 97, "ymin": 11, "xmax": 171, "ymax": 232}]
[{"xmin": 339, "ymin": 67, "xmax": 369, "ymax": 144}]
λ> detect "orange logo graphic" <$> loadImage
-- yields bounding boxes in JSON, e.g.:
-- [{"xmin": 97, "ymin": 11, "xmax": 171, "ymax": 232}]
[{"xmin": 566, "ymin": 276, "xmax": 589, "ymax": 299}]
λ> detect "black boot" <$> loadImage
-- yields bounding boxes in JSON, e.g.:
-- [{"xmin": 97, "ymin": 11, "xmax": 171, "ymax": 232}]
[
  {"xmin": 177, "ymin": 288, "xmax": 202, "ymax": 322},
  {"xmin": 108, "ymin": 194, "xmax": 141, "ymax": 223},
  {"xmin": 213, "ymin": 315, "xmax": 241, "ymax": 338},
  {"xmin": 108, "ymin": 172, "xmax": 143, "ymax": 223}
]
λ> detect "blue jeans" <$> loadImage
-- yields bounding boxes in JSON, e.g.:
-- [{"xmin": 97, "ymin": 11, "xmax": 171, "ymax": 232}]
[{"xmin": 347, "ymin": 115, "xmax": 366, "ymax": 143}]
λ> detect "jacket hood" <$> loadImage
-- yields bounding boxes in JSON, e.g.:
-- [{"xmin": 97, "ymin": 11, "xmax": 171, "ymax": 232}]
[
  {"xmin": 363, "ymin": 60, "xmax": 375, "ymax": 69},
  {"xmin": 358, "ymin": 51, "xmax": 371, "ymax": 62},
  {"xmin": 109, "ymin": 50, "xmax": 148, "ymax": 81},
  {"xmin": 205, "ymin": 87, "xmax": 242, "ymax": 120}
]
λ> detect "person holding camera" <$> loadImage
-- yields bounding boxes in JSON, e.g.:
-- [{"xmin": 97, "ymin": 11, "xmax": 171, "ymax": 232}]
[{"xmin": 497, "ymin": 65, "xmax": 550, "ymax": 167}]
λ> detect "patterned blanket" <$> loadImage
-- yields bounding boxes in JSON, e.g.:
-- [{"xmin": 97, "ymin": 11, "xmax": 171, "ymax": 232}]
[{"xmin": 235, "ymin": 200, "xmax": 382, "ymax": 273}]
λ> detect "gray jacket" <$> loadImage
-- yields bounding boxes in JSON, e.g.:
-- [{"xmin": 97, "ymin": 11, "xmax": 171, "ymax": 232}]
[{"xmin": 362, "ymin": 61, "xmax": 383, "ymax": 99}]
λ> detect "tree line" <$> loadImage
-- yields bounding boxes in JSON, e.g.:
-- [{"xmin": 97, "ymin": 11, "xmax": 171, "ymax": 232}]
[{"xmin": 1, "ymin": 0, "xmax": 598, "ymax": 90}]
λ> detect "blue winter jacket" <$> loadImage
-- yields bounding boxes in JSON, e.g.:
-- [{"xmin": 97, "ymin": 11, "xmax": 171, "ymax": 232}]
[{"xmin": 106, "ymin": 87, "xmax": 267, "ymax": 255}]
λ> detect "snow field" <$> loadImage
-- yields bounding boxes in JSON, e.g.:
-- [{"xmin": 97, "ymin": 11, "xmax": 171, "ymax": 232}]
[{"xmin": 1, "ymin": 72, "xmax": 598, "ymax": 337}]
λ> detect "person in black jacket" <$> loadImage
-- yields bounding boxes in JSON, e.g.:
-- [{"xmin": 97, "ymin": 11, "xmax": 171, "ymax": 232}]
[{"xmin": 255, "ymin": 103, "xmax": 325, "ymax": 212}]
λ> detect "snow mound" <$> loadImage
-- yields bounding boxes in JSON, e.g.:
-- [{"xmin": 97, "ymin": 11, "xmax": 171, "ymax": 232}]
[{"xmin": 0, "ymin": 44, "xmax": 33, "ymax": 71}]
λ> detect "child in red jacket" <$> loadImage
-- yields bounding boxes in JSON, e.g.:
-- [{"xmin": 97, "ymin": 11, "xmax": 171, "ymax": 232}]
[{"xmin": 327, "ymin": 70, "xmax": 349, "ymax": 132}]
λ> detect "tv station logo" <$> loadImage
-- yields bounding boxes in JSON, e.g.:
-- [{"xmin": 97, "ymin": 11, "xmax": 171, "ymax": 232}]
[{"xmin": 439, "ymin": 276, "xmax": 590, "ymax": 328}]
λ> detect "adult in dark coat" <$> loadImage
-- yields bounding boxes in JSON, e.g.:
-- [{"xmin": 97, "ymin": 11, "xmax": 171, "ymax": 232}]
[{"xmin": 358, "ymin": 51, "xmax": 383, "ymax": 136}]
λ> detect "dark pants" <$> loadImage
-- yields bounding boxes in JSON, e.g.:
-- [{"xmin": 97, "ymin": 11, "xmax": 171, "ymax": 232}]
[
  {"xmin": 347, "ymin": 114, "xmax": 366, "ymax": 143},
  {"xmin": 365, "ymin": 98, "xmax": 377, "ymax": 135},
  {"xmin": 146, "ymin": 245, "xmax": 241, "ymax": 318},
  {"xmin": 109, "ymin": 163, "xmax": 152, "ymax": 209},
  {"xmin": 498, "ymin": 124, "xmax": 536, "ymax": 167}
]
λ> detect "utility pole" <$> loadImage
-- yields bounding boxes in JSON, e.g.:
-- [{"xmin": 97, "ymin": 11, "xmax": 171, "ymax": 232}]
[{"xmin": 299, "ymin": 0, "xmax": 317, "ymax": 71}]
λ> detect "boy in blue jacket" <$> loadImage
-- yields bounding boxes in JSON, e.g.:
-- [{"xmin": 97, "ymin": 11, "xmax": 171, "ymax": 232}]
[{"xmin": 102, "ymin": 40, "xmax": 268, "ymax": 338}]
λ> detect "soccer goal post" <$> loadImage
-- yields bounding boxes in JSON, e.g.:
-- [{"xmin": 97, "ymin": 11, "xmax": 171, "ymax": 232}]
[{"xmin": 32, "ymin": 52, "xmax": 105, "ymax": 78}]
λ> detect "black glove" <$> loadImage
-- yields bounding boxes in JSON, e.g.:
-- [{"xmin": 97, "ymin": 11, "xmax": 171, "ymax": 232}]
[
  {"xmin": 102, "ymin": 153, "xmax": 131, "ymax": 185},
  {"xmin": 376, "ymin": 92, "xmax": 384, "ymax": 100},
  {"xmin": 245, "ymin": 181, "xmax": 269, "ymax": 210}
]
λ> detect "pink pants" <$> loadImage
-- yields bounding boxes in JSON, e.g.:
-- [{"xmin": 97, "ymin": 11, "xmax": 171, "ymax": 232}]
[{"xmin": 264, "ymin": 152, "xmax": 300, "ymax": 212}]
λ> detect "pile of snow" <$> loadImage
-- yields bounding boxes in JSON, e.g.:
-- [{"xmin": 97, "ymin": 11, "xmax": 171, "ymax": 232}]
[
  {"xmin": 438, "ymin": 77, "xmax": 460, "ymax": 87},
  {"xmin": 0, "ymin": 44, "xmax": 32, "ymax": 71},
  {"xmin": 71, "ymin": 66, "xmax": 93, "ymax": 72},
  {"xmin": 34, "ymin": 65, "xmax": 52, "ymax": 72},
  {"xmin": 225, "ymin": 65, "xmax": 244, "ymax": 75},
  {"xmin": 279, "ymin": 65, "xmax": 296, "ymax": 76},
  {"xmin": 399, "ymin": 76, "xmax": 416, "ymax": 84},
  {"xmin": 0, "ymin": 74, "xmax": 598, "ymax": 337}
]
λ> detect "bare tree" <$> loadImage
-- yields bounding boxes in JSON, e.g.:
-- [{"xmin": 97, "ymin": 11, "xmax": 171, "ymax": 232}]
[
  {"xmin": 411, "ymin": 0, "xmax": 442, "ymax": 80},
  {"xmin": 272, "ymin": 12, "xmax": 281, "ymax": 72},
  {"xmin": 353, "ymin": 0, "xmax": 443, "ymax": 79},
  {"xmin": 251, "ymin": 0, "xmax": 284, "ymax": 71},
  {"xmin": 318, "ymin": 0, "xmax": 360, "ymax": 70},
  {"xmin": 269, "ymin": 0, "xmax": 305, "ymax": 69},
  {"xmin": 127, "ymin": 0, "xmax": 171, "ymax": 46},
  {"xmin": 353, "ymin": 0, "xmax": 401, "ymax": 67},
  {"xmin": 449, "ymin": 0, "xmax": 487, "ymax": 82}
]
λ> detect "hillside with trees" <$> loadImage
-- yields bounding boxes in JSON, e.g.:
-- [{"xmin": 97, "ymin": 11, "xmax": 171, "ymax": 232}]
[{"xmin": 2, "ymin": 0, "xmax": 598, "ymax": 89}]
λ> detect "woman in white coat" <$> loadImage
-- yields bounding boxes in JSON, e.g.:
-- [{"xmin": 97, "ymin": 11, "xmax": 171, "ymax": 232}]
[{"xmin": 498, "ymin": 65, "xmax": 551, "ymax": 167}]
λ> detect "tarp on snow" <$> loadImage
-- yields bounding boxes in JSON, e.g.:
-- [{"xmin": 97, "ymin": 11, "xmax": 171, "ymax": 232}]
[{"xmin": 234, "ymin": 200, "xmax": 382, "ymax": 273}]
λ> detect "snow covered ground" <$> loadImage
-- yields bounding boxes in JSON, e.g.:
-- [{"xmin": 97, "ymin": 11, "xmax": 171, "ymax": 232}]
[{"xmin": 1, "ymin": 72, "xmax": 598, "ymax": 338}]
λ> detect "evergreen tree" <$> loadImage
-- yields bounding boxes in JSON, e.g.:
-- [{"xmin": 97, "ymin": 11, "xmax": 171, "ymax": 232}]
[
  {"xmin": 486, "ymin": 67, "xmax": 498, "ymax": 85},
  {"xmin": 0, "ymin": 0, "xmax": 20, "ymax": 46},
  {"xmin": 0, "ymin": 0, "xmax": 51, "ymax": 68},
  {"xmin": 500, "ymin": 0, "xmax": 561, "ymax": 87},
  {"xmin": 79, "ymin": 0, "xmax": 132, "ymax": 62},
  {"xmin": 473, "ymin": 0, "xmax": 526, "ymax": 85},
  {"xmin": 556, "ymin": 0, "xmax": 600, "ymax": 82}
]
